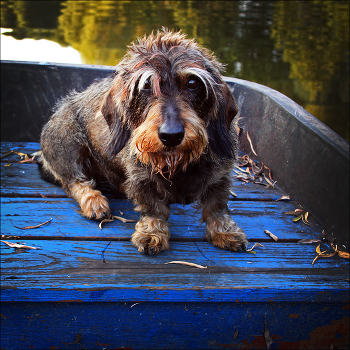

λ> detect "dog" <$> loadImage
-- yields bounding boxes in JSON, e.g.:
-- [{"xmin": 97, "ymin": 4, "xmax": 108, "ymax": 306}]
[{"xmin": 39, "ymin": 29, "xmax": 248, "ymax": 254}]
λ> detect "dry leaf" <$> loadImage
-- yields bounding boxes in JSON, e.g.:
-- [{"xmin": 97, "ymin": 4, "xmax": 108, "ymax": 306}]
[
  {"xmin": 284, "ymin": 209, "xmax": 305, "ymax": 216},
  {"xmin": 247, "ymin": 131, "xmax": 258, "ymax": 156},
  {"xmin": 332, "ymin": 243, "xmax": 350, "ymax": 259},
  {"xmin": 234, "ymin": 330, "xmax": 239, "ymax": 340},
  {"xmin": 298, "ymin": 239, "xmax": 321, "ymax": 244},
  {"xmin": 301, "ymin": 212, "xmax": 312, "ymax": 226},
  {"xmin": 337, "ymin": 251, "xmax": 350, "ymax": 259},
  {"xmin": 1, "ymin": 240, "xmax": 40, "ymax": 250},
  {"xmin": 12, "ymin": 218, "xmax": 52, "ymax": 230},
  {"xmin": 264, "ymin": 320, "xmax": 273, "ymax": 350},
  {"xmin": 165, "ymin": 261, "xmax": 207, "ymax": 269},
  {"xmin": 263, "ymin": 173, "xmax": 274, "ymax": 187},
  {"xmin": 99, "ymin": 218, "xmax": 115, "ymax": 230},
  {"xmin": 246, "ymin": 242, "xmax": 265, "ymax": 252},
  {"xmin": 113, "ymin": 215, "xmax": 137, "ymax": 223},
  {"xmin": 18, "ymin": 156, "xmax": 36, "ymax": 164},
  {"xmin": 292, "ymin": 215, "xmax": 303, "ymax": 223},
  {"xmin": 312, "ymin": 243, "xmax": 337, "ymax": 265},
  {"xmin": 99, "ymin": 215, "xmax": 137, "ymax": 229},
  {"xmin": 276, "ymin": 195, "xmax": 290, "ymax": 201},
  {"xmin": 264, "ymin": 230, "xmax": 278, "ymax": 242}
]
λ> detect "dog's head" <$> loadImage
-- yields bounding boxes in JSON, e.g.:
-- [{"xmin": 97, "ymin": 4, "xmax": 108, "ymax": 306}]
[{"xmin": 100, "ymin": 28, "xmax": 238, "ymax": 179}]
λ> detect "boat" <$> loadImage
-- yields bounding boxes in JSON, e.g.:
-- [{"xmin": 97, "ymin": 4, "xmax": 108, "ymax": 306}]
[{"xmin": 1, "ymin": 61, "xmax": 349, "ymax": 349}]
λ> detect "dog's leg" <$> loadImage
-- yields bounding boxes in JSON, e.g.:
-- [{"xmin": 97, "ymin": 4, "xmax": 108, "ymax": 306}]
[
  {"xmin": 201, "ymin": 180, "xmax": 248, "ymax": 251},
  {"xmin": 131, "ymin": 201, "xmax": 170, "ymax": 254},
  {"xmin": 68, "ymin": 180, "xmax": 110, "ymax": 220}
]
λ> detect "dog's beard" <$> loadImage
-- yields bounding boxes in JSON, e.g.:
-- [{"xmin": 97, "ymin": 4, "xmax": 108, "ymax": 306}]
[
  {"xmin": 133, "ymin": 139, "xmax": 206, "ymax": 180},
  {"xmin": 130, "ymin": 103, "xmax": 208, "ymax": 180}
]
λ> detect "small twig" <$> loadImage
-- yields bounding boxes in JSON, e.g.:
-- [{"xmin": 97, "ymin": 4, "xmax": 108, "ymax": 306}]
[
  {"xmin": 1, "ymin": 240, "xmax": 40, "ymax": 250},
  {"xmin": 165, "ymin": 261, "xmax": 207, "ymax": 269},
  {"xmin": 12, "ymin": 217, "xmax": 52, "ymax": 230},
  {"xmin": 130, "ymin": 302, "xmax": 141, "ymax": 309},
  {"xmin": 247, "ymin": 131, "xmax": 258, "ymax": 156}
]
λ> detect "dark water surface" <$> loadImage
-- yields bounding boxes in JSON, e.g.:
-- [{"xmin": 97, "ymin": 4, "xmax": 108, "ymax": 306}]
[{"xmin": 1, "ymin": 0, "xmax": 349, "ymax": 141}]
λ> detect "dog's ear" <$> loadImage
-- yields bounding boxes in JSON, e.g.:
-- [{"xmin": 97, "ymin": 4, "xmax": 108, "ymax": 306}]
[
  {"xmin": 100, "ymin": 86, "xmax": 131, "ymax": 157},
  {"xmin": 207, "ymin": 83, "xmax": 238, "ymax": 159}
]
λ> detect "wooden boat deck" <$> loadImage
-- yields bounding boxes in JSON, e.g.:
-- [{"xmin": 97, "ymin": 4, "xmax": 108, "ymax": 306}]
[{"xmin": 1, "ymin": 141, "xmax": 349, "ymax": 349}]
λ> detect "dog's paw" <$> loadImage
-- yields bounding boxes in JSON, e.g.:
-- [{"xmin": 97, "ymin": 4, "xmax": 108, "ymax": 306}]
[
  {"xmin": 78, "ymin": 190, "xmax": 110, "ymax": 220},
  {"xmin": 205, "ymin": 214, "xmax": 248, "ymax": 251},
  {"xmin": 69, "ymin": 181, "xmax": 110, "ymax": 220},
  {"xmin": 131, "ymin": 216, "xmax": 170, "ymax": 254}
]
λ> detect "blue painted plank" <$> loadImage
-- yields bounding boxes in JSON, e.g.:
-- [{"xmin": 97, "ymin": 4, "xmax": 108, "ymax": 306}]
[
  {"xmin": 1, "ymin": 141, "xmax": 287, "ymax": 200},
  {"xmin": 1, "ymin": 197, "xmax": 323, "ymax": 240},
  {"xmin": 1, "ymin": 240, "xmax": 349, "ymax": 303},
  {"xmin": 1, "ymin": 161, "xmax": 286, "ymax": 200},
  {"xmin": 1, "ymin": 141, "xmax": 40, "ymax": 155},
  {"xmin": 1, "ymin": 301, "xmax": 348, "ymax": 349}
]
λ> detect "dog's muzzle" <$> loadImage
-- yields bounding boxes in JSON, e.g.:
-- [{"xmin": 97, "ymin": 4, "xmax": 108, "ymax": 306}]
[{"xmin": 158, "ymin": 104, "xmax": 184, "ymax": 147}]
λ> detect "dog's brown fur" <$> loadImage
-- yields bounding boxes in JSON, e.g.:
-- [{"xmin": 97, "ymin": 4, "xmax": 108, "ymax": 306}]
[{"xmin": 40, "ymin": 29, "xmax": 248, "ymax": 254}]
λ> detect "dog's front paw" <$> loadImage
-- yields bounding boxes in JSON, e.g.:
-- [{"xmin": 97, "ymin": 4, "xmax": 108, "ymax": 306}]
[
  {"xmin": 131, "ymin": 216, "xmax": 170, "ymax": 254},
  {"xmin": 205, "ymin": 214, "xmax": 248, "ymax": 251},
  {"xmin": 80, "ymin": 190, "xmax": 110, "ymax": 220},
  {"xmin": 69, "ymin": 181, "xmax": 110, "ymax": 220}
]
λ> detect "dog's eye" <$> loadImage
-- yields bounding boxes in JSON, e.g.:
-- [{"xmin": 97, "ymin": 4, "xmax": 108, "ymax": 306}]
[
  {"xmin": 186, "ymin": 77, "xmax": 199, "ymax": 90},
  {"xmin": 143, "ymin": 78, "xmax": 151, "ymax": 90}
]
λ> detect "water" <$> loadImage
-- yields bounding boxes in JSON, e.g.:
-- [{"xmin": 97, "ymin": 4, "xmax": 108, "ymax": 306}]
[{"xmin": 1, "ymin": 0, "xmax": 349, "ymax": 141}]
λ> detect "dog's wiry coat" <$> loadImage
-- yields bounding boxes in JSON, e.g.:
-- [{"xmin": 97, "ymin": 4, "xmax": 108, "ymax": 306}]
[{"xmin": 40, "ymin": 29, "xmax": 248, "ymax": 254}]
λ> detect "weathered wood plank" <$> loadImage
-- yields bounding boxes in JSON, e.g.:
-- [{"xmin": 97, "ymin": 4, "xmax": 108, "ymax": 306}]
[
  {"xmin": 1, "ymin": 159, "xmax": 287, "ymax": 200},
  {"xmin": 1, "ymin": 301, "xmax": 348, "ymax": 350},
  {"xmin": 1, "ymin": 240, "xmax": 349, "ymax": 303},
  {"xmin": 1, "ymin": 197, "xmax": 323, "ymax": 240},
  {"xmin": 0, "ymin": 141, "xmax": 41, "ymax": 157}
]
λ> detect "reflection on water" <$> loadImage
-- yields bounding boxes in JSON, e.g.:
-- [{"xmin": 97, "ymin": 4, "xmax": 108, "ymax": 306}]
[{"xmin": 1, "ymin": 0, "xmax": 349, "ymax": 141}]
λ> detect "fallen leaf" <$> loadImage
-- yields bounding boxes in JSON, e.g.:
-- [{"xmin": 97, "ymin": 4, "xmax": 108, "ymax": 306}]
[
  {"xmin": 276, "ymin": 195, "xmax": 290, "ymax": 201},
  {"xmin": 247, "ymin": 131, "xmax": 258, "ymax": 156},
  {"xmin": 301, "ymin": 212, "xmax": 312, "ymax": 226},
  {"xmin": 331, "ymin": 243, "xmax": 350, "ymax": 259},
  {"xmin": 264, "ymin": 165, "xmax": 273, "ymax": 182},
  {"xmin": 312, "ymin": 243, "xmax": 337, "ymax": 265},
  {"xmin": 99, "ymin": 215, "xmax": 137, "ymax": 229},
  {"xmin": 246, "ymin": 242, "xmax": 265, "ymax": 252},
  {"xmin": 264, "ymin": 319, "xmax": 273, "ymax": 350},
  {"xmin": 264, "ymin": 230, "xmax": 278, "ymax": 242},
  {"xmin": 234, "ymin": 330, "xmax": 239, "ymax": 340},
  {"xmin": 99, "ymin": 218, "xmax": 115, "ymax": 230},
  {"xmin": 1, "ymin": 150, "xmax": 15, "ymax": 159},
  {"xmin": 284, "ymin": 209, "xmax": 305, "ymax": 216},
  {"xmin": 292, "ymin": 215, "xmax": 303, "ymax": 223},
  {"xmin": 337, "ymin": 251, "xmax": 350, "ymax": 259},
  {"xmin": 236, "ymin": 166, "xmax": 250, "ymax": 174},
  {"xmin": 12, "ymin": 217, "xmax": 52, "ymax": 230},
  {"xmin": 1, "ymin": 240, "xmax": 40, "ymax": 250},
  {"xmin": 113, "ymin": 215, "xmax": 137, "ymax": 223},
  {"xmin": 298, "ymin": 239, "xmax": 321, "ymax": 244},
  {"xmin": 312, "ymin": 255, "xmax": 320, "ymax": 266},
  {"xmin": 18, "ymin": 156, "xmax": 36, "ymax": 164},
  {"xmin": 165, "ymin": 261, "xmax": 207, "ymax": 269}
]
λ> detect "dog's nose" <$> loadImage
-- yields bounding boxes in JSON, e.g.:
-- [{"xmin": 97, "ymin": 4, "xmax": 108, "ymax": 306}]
[{"xmin": 158, "ymin": 123, "xmax": 184, "ymax": 147}]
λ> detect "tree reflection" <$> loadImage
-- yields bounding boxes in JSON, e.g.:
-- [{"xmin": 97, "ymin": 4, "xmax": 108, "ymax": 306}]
[
  {"xmin": 271, "ymin": 0, "xmax": 349, "ymax": 139},
  {"xmin": 1, "ymin": 0, "xmax": 348, "ymax": 140}
]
